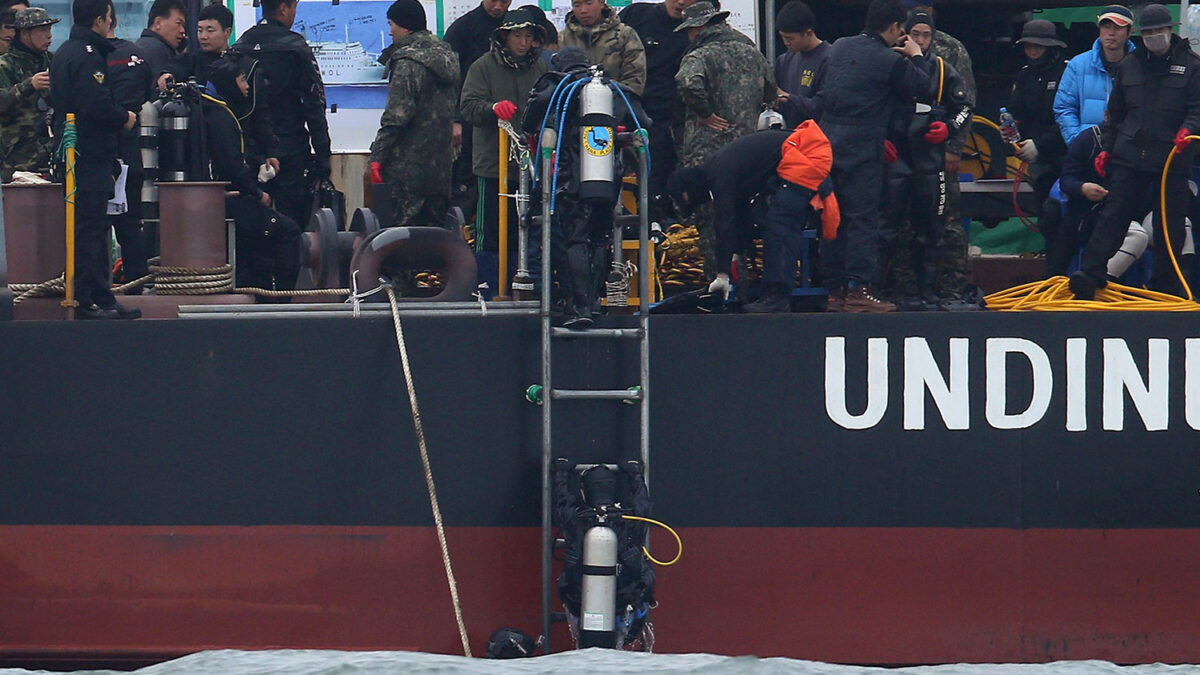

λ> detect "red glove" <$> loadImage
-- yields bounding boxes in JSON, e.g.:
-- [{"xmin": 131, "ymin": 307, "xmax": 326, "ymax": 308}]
[
  {"xmin": 1094, "ymin": 151, "xmax": 1109, "ymax": 178},
  {"xmin": 1175, "ymin": 128, "xmax": 1194, "ymax": 153},
  {"xmin": 492, "ymin": 100, "xmax": 517, "ymax": 121},
  {"xmin": 369, "ymin": 161, "xmax": 383, "ymax": 184},
  {"xmin": 883, "ymin": 139, "xmax": 898, "ymax": 164},
  {"xmin": 924, "ymin": 121, "xmax": 949, "ymax": 145}
]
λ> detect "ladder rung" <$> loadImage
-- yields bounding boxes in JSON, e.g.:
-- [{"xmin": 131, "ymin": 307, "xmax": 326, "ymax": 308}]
[
  {"xmin": 613, "ymin": 214, "xmax": 641, "ymax": 225},
  {"xmin": 551, "ymin": 327, "xmax": 643, "ymax": 339},
  {"xmin": 551, "ymin": 387, "xmax": 642, "ymax": 401}
]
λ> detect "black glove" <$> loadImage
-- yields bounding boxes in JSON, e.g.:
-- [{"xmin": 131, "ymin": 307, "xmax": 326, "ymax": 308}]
[
  {"xmin": 554, "ymin": 457, "xmax": 576, "ymax": 473},
  {"xmin": 620, "ymin": 460, "xmax": 643, "ymax": 475}
]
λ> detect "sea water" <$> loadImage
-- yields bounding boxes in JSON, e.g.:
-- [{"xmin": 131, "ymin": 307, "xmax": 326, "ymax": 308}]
[{"xmin": 1, "ymin": 650, "xmax": 1198, "ymax": 675}]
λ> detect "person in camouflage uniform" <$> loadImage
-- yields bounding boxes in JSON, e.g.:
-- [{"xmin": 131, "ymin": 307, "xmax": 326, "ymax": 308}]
[
  {"xmin": 0, "ymin": 6, "xmax": 55, "ymax": 182},
  {"xmin": 368, "ymin": 0, "xmax": 460, "ymax": 228},
  {"xmin": 560, "ymin": 0, "xmax": 645, "ymax": 94},
  {"xmin": 911, "ymin": 6, "xmax": 977, "ymax": 306},
  {"xmin": 674, "ymin": 1, "xmax": 774, "ymax": 279}
]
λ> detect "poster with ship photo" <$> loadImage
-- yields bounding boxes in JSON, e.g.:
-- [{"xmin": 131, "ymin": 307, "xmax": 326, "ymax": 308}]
[{"xmin": 233, "ymin": 0, "xmax": 437, "ymax": 86}]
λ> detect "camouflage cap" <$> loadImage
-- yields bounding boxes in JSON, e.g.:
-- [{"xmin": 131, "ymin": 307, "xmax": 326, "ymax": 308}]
[
  {"xmin": 14, "ymin": 7, "xmax": 60, "ymax": 30},
  {"xmin": 673, "ymin": 1, "xmax": 730, "ymax": 32}
]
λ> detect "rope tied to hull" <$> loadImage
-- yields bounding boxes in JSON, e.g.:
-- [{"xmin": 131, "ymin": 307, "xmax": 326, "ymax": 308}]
[{"xmin": 384, "ymin": 284, "xmax": 472, "ymax": 657}]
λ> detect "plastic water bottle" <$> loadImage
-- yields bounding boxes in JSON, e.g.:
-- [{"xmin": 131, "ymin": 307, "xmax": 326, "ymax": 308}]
[
  {"xmin": 1184, "ymin": 5, "xmax": 1200, "ymax": 49},
  {"xmin": 999, "ymin": 107, "xmax": 1020, "ymax": 144}
]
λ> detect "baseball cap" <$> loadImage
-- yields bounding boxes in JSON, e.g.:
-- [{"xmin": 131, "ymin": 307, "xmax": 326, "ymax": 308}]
[{"xmin": 1097, "ymin": 4, "xmax": 1133, "ymax": 27}]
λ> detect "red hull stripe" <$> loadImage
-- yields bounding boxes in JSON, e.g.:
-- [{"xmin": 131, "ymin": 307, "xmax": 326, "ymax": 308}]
[{"xmin": 1, "ymin": 526, "xmax": 1198, "ymax": 664}]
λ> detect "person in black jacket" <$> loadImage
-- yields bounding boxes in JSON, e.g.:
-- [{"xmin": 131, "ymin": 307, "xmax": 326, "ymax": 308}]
[
  {"xmin": 444, "ymin": 0, "xmax": 512, "ymax": 222},
  {"xmin": 879, "ymin": 23, "xmax": 972, "ymax": 311},
  {"xmin": 232, "ymin": 0, "xmax": 331, "ymax": 232},
  {"xmin": 50, "ymin": 0, "xmax": 140, "ymax": 319},
  {"xmin": 818, "ymin": 0, "xmax": 928, "ymax": 312},
  {"xmin": 203, "ymin": 54, "xmax": 300, "ymax": 301},
  {"xmin": 619, "ymin": 0, "xmax": 695, "ymax": 218},
  {"xmin": 106, "ymin": 14, "xmax": 153, "ymax": 292},
  {"xmin": 666, "ymin": 129, "xmax": 793, "ymax": 300},
  {"xmin": 1008, "ymin": 19, "xmax": 1068, "ymax": 232},
  {"xmin": 1070, "ymin": 4, "xmax": 1200, "ymax": 299},
  {"xmin": 135, "ymin": 0, "xmax": 184, "ymax": 81},
  {"xmin": 1050, "ymin": 125, "xmax": 1107, "ymax": 277},
  {"xmin": 160, "ymin": 2, "xmax": 227, "ymax": 90}
]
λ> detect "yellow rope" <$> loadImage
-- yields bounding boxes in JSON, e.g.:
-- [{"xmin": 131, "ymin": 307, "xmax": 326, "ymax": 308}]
[
  {"xmin": 621, "ymin": 514, "xmax": 682, "ymax": 566},
  {"xmin": 985, "ymin": 276, "xmax": 1200, "ymax": 311},
  {"xmin": 986, "ymin": 135, "xmax": 1200, "ymax": 311},
  {"xmin": 1158, "ymin": 135, "xmax": 1198, "ymax": 301}
]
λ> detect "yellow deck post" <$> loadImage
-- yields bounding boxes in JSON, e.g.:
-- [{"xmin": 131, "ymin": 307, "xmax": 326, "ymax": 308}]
[
  {"xmin": 498, "ymin": 124, "xmax": 509, "ymax": 299},
  {"xmin": 62, "ymin": 113, "xmax": 77, "ymax": 318}
]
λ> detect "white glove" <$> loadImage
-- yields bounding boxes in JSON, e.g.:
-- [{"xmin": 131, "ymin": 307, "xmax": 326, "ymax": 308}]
[
  {"xmin": 707, "ymin": 273, "xmax": 730, "ymax": 301},
  {"xmin": 257, "ymin": 163, "xmax": 277, "ymax": 183},
  {"xmin": 1016, "ymin": 138, "xmax": 1038, "ymax": 163}
]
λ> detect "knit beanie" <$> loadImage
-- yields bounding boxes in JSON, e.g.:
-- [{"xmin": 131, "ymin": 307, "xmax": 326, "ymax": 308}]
[
  {"xmin": 387, "ymin": 0, "xmax": 426, "ymax": 32},
  {"xmin": 904, "ymin": 9, "xmax": 933, "ymax": 33}
]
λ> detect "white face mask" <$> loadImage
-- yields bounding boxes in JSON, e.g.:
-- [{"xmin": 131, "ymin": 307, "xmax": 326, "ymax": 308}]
[{"xmin": 1144, "ymin": 31, "xmax": 1171, "ymax": 55}]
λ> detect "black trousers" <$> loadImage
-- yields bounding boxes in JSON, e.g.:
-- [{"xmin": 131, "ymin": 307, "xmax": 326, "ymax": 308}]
[
  {"xmin": 554, "ymin": 193, "xmax": 614, "ymax": 307},
  {"xmin": 74, "ymin": 189, "xmax": 116, "ymax": 309},
  {"xmin": 1043, "ymin": 198, "xmax": 1096, "ymax": 278},
  {"xmin": 267, "ymin": 154, "xmax": 314, "ymax": 233},
  {"xmin": 645, "ymin": 113, "xmax": 677, "ymax": 210},
  {"xmin": 230, "ymin": 196, "xmax": 301, "ymax": 303},
  {"xmin": 822, "ymin": 129, "xmax": 885, "ymax": 289},
  {"xmin": 1080, "ymin": 165, "xmax": 1190, "ymax": 294}
]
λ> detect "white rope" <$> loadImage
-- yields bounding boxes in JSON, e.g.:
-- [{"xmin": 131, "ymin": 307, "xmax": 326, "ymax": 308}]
[{"xmin": 384, "ymin": 285, "xmax": 472, "ymax": 657}]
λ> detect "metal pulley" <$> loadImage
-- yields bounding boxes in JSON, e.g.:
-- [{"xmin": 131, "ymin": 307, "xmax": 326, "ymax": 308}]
[
  {"xmin": 348, "ymin": 226, "xmax": 477, "ymax": 302},
  {"xmin": 297, "ymin": 207, "xmax": 381, "ymax": 290}
]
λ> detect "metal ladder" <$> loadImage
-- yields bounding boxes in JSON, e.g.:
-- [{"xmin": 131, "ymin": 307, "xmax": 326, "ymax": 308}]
[{"xmin": 538, "ymin": 131, "xmax": 652, "ymax": 652}]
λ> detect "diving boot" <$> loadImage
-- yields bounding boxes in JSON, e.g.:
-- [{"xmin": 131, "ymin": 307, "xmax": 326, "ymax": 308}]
[
  {"xmin": 744, "ymin": 284, "xmax": 792, "ymax": 314},
  {"xmin": 563, "ymin": 292, "xmax": 594, "ymax": 330}
]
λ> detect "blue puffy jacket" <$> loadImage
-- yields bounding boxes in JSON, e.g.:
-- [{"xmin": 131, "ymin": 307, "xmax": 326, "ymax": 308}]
[{"xmin": 1053, "ymin": 38, "xmax": 1134, "ymax": 145}]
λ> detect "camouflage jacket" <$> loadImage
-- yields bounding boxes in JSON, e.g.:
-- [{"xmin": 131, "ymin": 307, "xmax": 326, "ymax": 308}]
[
  {"xmin": 0, "ymin": 41, "xmax": 53, "ymax": 180},
  {"xmin": 369, "ymin": 30, "xmax": 460, "ymax": 195},
  {"xmin": 929, "ymin": 30, "xmax": 976, "ymax": 154},
  {"xmin": 560, "ymin": 7, "xmax": 646, "ymax": 95},
  {"xmin": 675, "ymin": 23, "xmax": 774, "ymax": 167}
]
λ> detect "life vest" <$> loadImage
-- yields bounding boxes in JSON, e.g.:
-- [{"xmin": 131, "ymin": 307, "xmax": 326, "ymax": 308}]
[{"xmin": 775, "ymin": 121, "xmax": 840, "ymax": 239}]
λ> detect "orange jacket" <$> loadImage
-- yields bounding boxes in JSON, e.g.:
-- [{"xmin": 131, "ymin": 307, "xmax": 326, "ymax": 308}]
[
  {"xmin": 776, "ymin": 121, "xmax": 840, "ymax": 239},
  {"xmin": 776, "ymin": 120, "xmax": 832, "ymax": 190}
]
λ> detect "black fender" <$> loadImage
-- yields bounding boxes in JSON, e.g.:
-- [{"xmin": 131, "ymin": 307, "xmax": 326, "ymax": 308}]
[{"xmin": 348, "ymin": 226, "xmax": 477, "ymax": 302}]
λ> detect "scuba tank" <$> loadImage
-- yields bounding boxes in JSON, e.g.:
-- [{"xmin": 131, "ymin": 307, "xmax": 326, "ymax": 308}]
[
  {"xmin": 158, "ymin": 80, "xmax": 210, "ymax": 183},
  {"xmin": 578, "ymin": 76, "xmax": 616, "ymax": 202},
  {"xmin": 139, "ymin": 99, "xmax": 163, "ymax": 204},
  {"xmin": 158, "ymin": 93, "xmax": 190, "ymax": 182}
]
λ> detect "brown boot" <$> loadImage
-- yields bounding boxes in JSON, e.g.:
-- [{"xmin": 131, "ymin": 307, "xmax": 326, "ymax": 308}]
[
  {"xmin": 842, "ymin": 287, "xmax": 896, "ymax": 313},
  {"xmin": 825, "ymin": 289, "xmax": 846, "ymax": 312}
]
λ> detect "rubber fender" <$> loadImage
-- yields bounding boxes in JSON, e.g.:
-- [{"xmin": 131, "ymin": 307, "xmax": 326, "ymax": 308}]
[{"xmin": 348, "ymin": 226, "xmax": 477, "ymax": 302}]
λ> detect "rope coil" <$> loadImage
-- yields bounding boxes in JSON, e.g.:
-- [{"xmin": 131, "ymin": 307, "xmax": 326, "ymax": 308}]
[{"xmin": 150, "ymin": 263, "xmax": 234, "ymax": 295}]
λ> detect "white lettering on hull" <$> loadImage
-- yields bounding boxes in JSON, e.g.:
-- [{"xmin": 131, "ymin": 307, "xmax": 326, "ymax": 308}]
[{"xmin": 824, "ymin": 336, "xmax": 1197, "ymax": 432}]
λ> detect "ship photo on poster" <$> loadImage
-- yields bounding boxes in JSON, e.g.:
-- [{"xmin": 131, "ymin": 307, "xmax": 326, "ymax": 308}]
[
  {"xmin": 293, "ymin": 1, "xmax": 388, "ymax": 84},
  {"xmin": 251, "ymin": 0, "xmax": 434, "ymax": 85}
]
